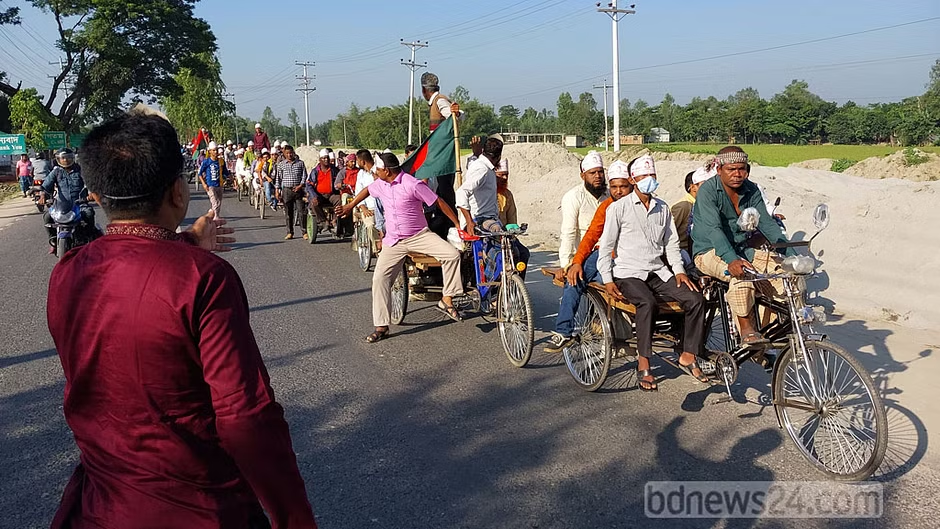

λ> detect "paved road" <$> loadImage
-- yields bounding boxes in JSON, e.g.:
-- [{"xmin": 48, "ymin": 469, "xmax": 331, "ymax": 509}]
[{"xmin": 1, "ymin": 191, "xmax": 937, "ymax": 529}]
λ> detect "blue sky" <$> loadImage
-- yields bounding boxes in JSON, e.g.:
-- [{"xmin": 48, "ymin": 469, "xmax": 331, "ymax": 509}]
[{"xmin": 4, "ymin": 0, "xmax": 939, "ymax": 124}]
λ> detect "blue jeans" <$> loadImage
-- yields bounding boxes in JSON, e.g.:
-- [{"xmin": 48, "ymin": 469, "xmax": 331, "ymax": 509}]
[
  {"xmin": 554, "ymin": 250, "xmax": 601, "ymax": 337},
  {"xmin": 264, "ymin": 181, "xmax": 277, "ymax": 206},
  {"xmin": 19, "ymin": 176, "xmax": 31, "ymax": 195}
]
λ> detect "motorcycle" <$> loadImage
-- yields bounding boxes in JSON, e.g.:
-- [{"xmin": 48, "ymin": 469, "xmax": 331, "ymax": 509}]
[
  {"xmin": 42, "ymin": 190, "xmax": 103, "ymax": 258},
  {"xmin": 28, "ymin": 183, "xmax": 46, "ymax": 213}
]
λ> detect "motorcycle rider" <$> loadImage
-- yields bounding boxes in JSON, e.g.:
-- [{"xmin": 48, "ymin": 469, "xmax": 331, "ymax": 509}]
[{"xmin": 41, "ymin": 149, "xmax": 96, "ymax": 254}]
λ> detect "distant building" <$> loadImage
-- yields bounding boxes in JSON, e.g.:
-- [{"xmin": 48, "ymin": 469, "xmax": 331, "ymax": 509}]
[
  {"xmin": 621, "ymin": 134, "xmax": 644, "ymax": 145},
  {"xmin": 647, "ymin": 127, "xmax": 671, "ymax": 143},
  {"xmin": 501, "ymin": 132, "xmax": 564, "ymax": 145},
  {"xmin": 564, "ymin": 135, "xmax": 585, "ymax": 148}
]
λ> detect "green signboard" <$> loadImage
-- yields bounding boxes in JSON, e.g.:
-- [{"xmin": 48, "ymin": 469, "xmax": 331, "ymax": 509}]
[
  {"xmin": 43, "ymin": 131, "xmax": 67, "ymax": 150},
  {"xmin": 69, "ymin": 133, "xmax": 86, "ymax": 148},
  {"xmin": 0, "ymin": 134, "xmax": 27, "ymax": 155}
]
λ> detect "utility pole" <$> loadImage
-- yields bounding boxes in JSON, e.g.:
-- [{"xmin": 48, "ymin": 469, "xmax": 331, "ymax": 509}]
[
  {"xmin": 400, "ymin": 39, "xmax": 428, "ymax": 145},
  {"xmin": 223, "ymin": 92, "xmax": 237, "ymax": 143},
  {"xmin": 597, "ymin": 1, "xmax": 635, "ymax": 152},
  {"xmin": 593, "ymin": 80, "xmax": 613, "ymax": 151},
  {"xmin": 295, "ymin": 61, "xmax": 315, "ymax": 146},
  {"xmin": 49, "ymin": 58, "xmax": 76, "ymax": 93}
]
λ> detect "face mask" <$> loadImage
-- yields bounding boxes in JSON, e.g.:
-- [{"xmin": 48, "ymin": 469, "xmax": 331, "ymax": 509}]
[{"xmin": 635, "ymin": 176, "xmax": 659, "ymax": 195}]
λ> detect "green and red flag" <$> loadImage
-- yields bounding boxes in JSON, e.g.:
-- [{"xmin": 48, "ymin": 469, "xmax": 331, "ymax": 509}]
[
  {"xmin": 190, "ymin": 129, "xmax": 210, "ymax": 159},
  {"xmin": 401, "ymin": 115, "xmax": 456, "ymax": 180}
]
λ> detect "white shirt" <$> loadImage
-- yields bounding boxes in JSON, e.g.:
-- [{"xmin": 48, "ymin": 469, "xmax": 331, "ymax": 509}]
[
  {"xmin": 558, "ymin": 183, "xmax": 606, "ymax": 267},
  {"xmin": 596, "ymin": 190, "xmax": 684, "ymax": 284},
  {"xmin": 428, "ymin": 92, "xmax": 465, "ymax": 121},
  {"xmin": 355, "ymin": 168, "xmax": 378, "ymax": 210},
  {"xmin": 456, "ymin": 156, "xmax": 499, "ymax": 221},
  {"xmin": 235, "ymin": 159, "xmax": 251, "ymax": 182}
]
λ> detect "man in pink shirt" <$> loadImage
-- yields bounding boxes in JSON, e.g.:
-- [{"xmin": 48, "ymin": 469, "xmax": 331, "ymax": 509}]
[
  {"xmin": 339, "ymin": 152, "xmax": 464, "ymax": 342},
  {"xmin": 16, "ymin": 153, "xmax": 33, "ymax": 197}
]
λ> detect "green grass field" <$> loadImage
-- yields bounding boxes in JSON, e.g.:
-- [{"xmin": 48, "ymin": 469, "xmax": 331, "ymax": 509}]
[{"xmin": 568, "ymin": 144, "xmax": 940, "ymax": 167}]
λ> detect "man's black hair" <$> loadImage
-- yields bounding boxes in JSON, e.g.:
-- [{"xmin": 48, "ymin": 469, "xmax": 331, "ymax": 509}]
[
  {"xmin": 81, "ymin": 112, "xmax": 183, "ymax": 220},
  {"xmin": 377, "ymin": 152, "xmax": 401, "ymax": 171},
  {"xmin": 684, "ymin": 170, "xmax": 695, "ymax": 193},
  {"xmin": 483, "ymin": 137, "xmax": 503, "ymax": 160},
  {"xmin": 626, "ymin": 156, "xmax": 637, "ymax": 177},
  {"xmin": 404, "ymin": 144, "xmax": 418, "ymax": 155},
  {"xmin": 282, "ymin": 144, "xmax": 294, "ymax": 151},
  {"xmin": 356, "ymin": 149, "xmax": 373, "ymax": 164}
]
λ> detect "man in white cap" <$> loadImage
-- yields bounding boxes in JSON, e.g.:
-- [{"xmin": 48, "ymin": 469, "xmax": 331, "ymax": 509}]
[
  {"xmin": 545, "ymin": 160, "xmax": 632, "ymax": 353},
  {"xmin": 305, "ymin": 148, "xmax": 343, "ymax": 234},
  {"xmin": 197, "ymin": 141, "xmax": 231, "ymax": 219},
  {"xmin": 244, "ymin": 140, "xmax": 256, "ymax": 167},
  {"xmin": 234, "ymin": 148, "xmax": 251, "ymax": 197},
  {"xmin": 558, "ymin": 150, "xmax": 607, "ymax": 271},
  {"xmin": 671, "ymin": 166, "xmax": 713, "ymax": 262},
  {"xmin": 597, "ymin": 155, "xmax": 708, "ymax": 390},
  {"xmin": 252, "ymin": 123, "xmax": 271, "ymax": 153}
]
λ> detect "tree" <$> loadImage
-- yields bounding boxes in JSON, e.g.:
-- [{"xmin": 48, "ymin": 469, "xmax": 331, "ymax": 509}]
[
  {"xmin": 0, "ymin": 5, "xmax": 19, "ymax": 25},
  {"xmin": 449, "ymin": 86, "xmax": 471, "ymax": 104},
  {"xmin": 160, "ymin": 52, "xmax": 232, "ymax": 141},
  {"xmin": 9, "ymin": 88, "xmax": 58, "ymax": 149},
  {"xmin": 0, "ymin": 1, "xmax": 216, "ymax": 131},
  {"xmin": 287, "ymin": 108, "xmax": 301, "ymax": 146},
  {"xmin": 498, "ymin": 105, "xmax": 520, "ymax": 132}
]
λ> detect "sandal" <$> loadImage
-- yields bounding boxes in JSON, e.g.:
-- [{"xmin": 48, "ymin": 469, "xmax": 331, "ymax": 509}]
[
  {"xmin": 436, "ymin": 301, "xmax": 462, "ymax": 322},
  {"xmin": 637, "ymin": 369, "xmax": 658, "ymax": 392},
  {"xmin": 742, "ymin": 331, "xmax": 769, "ymax": 346},
  {"xmin": 679, "ymin": 353, "xmax": 711, "ymax": 384},
  {"xmin": 366, "ymin": 328, "xmax": 389, "ymax": 343}
]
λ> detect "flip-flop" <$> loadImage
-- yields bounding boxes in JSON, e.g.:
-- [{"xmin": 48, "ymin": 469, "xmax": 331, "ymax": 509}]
[
  {"xmin": 742, "ymin": 332, "xmax": 769, "ymax": 346},
  {"xmin": 637, "ymin": 369, "xmax": 658, "ymax": 391},
  {"xmin": 679, "ymin": 354, "xmax": 711, "ymax": 384},
  {"xmin": 436, "ymin": 301, "xmax": 462, "ymax": 322},
  {"xmin": 366, "ymin": 328, "xmax": 389, "ymax": 343}
]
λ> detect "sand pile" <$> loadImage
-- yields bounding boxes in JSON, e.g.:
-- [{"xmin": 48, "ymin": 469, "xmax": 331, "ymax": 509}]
[
  {"xmin": 485, "ymin": 143, "xmax": 939, "ymax": 329},
  {"xmin": 844, "ymin": 149, "xmax": 940, "ymax": 181},
  {"xmin": 294, "ymin": 145, "xmax": 322, "ymax": 170},
  {"xmin": 789, "ymin": 158, "xmax": 836, "ymax": 171}
]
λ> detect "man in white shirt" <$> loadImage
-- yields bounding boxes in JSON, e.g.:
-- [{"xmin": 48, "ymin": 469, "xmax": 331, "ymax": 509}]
[
  {"xmin": 234, "ymin": 149, "xmax": 251, "ymax": 193},
  {"xmin": 558, "ymin": 150, "xmax": 607, "ymax": 272},
  {"xmin": 456, "ymin": 135, "xmax": 502, "ymax": 235},
  {"xmin": 354, "ymin": 149, "xmax": 385, "ymax": 249},
  {"xmin": 596, "ymin": 155, "xmax": 708, "ymax": 391}
]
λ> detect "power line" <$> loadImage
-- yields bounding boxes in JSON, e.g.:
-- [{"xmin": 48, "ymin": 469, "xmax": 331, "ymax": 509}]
[
  {"xmin": 296, "ymin": 61, "xmax": 315, "ymax": 146},
  {"xmin": 400, "ymin": 40, "xmax": 428, "ymax": 145},
  {"xmin": 0, "ymin": 28, "xmax": 53, "ymax": 71}
]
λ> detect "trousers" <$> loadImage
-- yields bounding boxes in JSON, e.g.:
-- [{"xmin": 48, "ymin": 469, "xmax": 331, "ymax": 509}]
[
  {"xmin": 614, "ymin": 274, "xmax": 705, "ymax": 358},
  {"xmin": 554, "ymin": 250, "xmax": 600, "ymax": 337},
  {"xmin": 372, "ymin": 228, "xmax": 462, "ymax": 327},
  {"xmin": 281, "ymin": 187, "xmax": 307, "ymax": 236},
  {"xmin": 206, "ymin": 186, "xmax": 223, "ymax": 218},
  {"xmin": 694, "ymin": 248, "xmax": 784, "ymax": 317}
]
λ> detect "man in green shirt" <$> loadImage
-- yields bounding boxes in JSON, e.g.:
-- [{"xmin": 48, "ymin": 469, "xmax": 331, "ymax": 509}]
[{"xmin": 691, "ymin": 146, "xmax": 794, "ymax": 344}]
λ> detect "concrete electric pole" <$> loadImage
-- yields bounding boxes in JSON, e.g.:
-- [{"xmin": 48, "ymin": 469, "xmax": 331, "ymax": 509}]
[
  {"xmin": 400, "ymin": 40, "xmax": 428, "ymax": 146},
  {"xmin": 593, "ymin": 80, "xmax": 613, "ymax": 151},
  {"xmin": 295, "ymin": 61, "xmax": 315, "ymax": 146},
  {"xmin": 596, "ymin": 2, "xmax": 635, "ymax": 152},
  {"xmin": 223, "ymin": 92, "xmax": 237, "ymax": 143}
]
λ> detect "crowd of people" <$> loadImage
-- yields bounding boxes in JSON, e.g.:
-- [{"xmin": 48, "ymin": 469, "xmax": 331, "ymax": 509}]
[{"xmin": 34, "ymin": 64, "xmax": 794, "ymax": 528}]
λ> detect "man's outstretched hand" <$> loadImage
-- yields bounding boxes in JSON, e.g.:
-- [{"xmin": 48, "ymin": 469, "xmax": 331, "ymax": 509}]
[{"xmin": 189, "ymin": 210, "xmax": 235, "ymax": 252}]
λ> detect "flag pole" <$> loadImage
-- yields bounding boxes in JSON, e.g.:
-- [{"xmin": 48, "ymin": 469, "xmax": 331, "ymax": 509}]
[{"xmin": 452, "ymin": 115, "xmax": 462, "ymax": 186}]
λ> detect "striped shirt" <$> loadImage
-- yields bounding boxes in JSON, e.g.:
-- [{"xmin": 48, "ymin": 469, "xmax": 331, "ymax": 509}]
[
  {"xmin": 275, "ymin": 158, "xmax": 307, "ymax": 188},
  {"xmin": 597, "ymin": 190, "xmax": 685, "ymax": 284}
]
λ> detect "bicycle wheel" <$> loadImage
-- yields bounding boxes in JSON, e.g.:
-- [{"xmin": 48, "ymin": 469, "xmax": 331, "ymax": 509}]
[
  {"xmin": 773, "ymin": 340, "xmax": 887, "ymax": 480},
  {"xmin": 563, "ymin": 290, "xmax": 612, "ymax": 391},
  {"xmin": 498, "ymin": 274, "xmax": 535, "ymax": 367},
  {"xmin": 357, "ymin": 224, "xmax": 373, "ymax": 272},
  {"xmin": 390, "ymin": 263, "xmax": 408, "ymax": 325}
]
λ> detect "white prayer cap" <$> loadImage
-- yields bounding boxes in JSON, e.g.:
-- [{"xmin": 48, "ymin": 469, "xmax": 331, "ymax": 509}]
[
  {"xmin": 606, "ymin": 160, "xmax": 630, "ymax": 182},
  {"xmin": 255, "ymin": 123, "xmax": 262, "ymax": 128},
  {"xmin": 261, "ymin": 148, "xmax": 269, "ymax": 154},
  {"xmin": 226, "ymin": 140, "xmax": 233, "ymax": 145},
  {"xmin": 319, "ymin": 148, "xmax": 329, "ymax": 157},
  {"xmin": 383, "ymin": 148, "xmax": 393, "ymax": 154},
  {"xmin": 247, "ymin": 140, "xmax": 254, "ymax": 146},
  {"xmin": 629, "ymin": 155, "xmax": 656, "ymax": 178},
  {"xmin": 691, "ymin": 166, "xmax": 714, "ymax": 185},
  {"xmin": 235, "ymin": 148, "xmax": 244, "ymax": 155},
  {"xmin": 580, "ymin": 150, "xmax": 603, "ymax": 172},
  {"xmin": 281, "ymin": 140, "xmax": 289, "ymax": 147},
  {"xmin": 328, "ymin": 151, "xmax": 335, "ymax": 160},
  {"xmin": 496, "ymin": 159, "xmax": 509, "ymax": 173},
  {"xmin": 207, "ymin": 141, "xmax": 217, "ymax": 150}
]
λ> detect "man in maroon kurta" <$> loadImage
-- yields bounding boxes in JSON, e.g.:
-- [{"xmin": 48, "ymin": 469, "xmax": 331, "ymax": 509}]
[{"xmin": 47, "ymin": 108, "xmax": 317, "ymax": 528}]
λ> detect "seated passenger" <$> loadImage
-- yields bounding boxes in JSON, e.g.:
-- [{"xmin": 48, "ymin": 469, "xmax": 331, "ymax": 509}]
[
  {"xmin": 543, "ymin": 160, "xmax": 632, "ymax": 353},
  {"xmin": 495, "ymin": 159, "xmax": 530, "ymax": 275},
  {"xmin": 305, "ymin": 149, "xmax": 343, "ymax": 235},
  {"xmin": 597, "ymin": 155, "xmax": 708, "ymax": 391},
  {"xmin": 691, "ymin": 146, "xmax": 795, "ymax": 345},
  {"xmin": 670, "ymin": 166, "xmax": 713, "ymax": 265}
]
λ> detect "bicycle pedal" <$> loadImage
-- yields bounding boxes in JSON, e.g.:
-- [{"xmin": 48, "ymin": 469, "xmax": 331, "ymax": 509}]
[{"xmin": 699, "ymin": 360, "xmax": 717, "ymax": 375}]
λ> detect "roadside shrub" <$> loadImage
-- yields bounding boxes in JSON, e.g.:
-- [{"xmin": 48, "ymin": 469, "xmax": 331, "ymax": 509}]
[
  {"xmin": 902, "ymin": 147, "xmax": 929, "ymax": 167},
  {"xmin": 830, "ymin": 159, "xmax": 855, "ymax": 173}
]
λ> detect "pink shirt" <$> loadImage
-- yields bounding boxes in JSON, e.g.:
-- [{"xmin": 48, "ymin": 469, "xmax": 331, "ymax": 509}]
[
  {"xmin": 368, "ymin": 171, "xmax": 438, "ymax": 246},
  {"xmin": 16, "ymin": 159, "xmax": 32, "ymax": 177}
]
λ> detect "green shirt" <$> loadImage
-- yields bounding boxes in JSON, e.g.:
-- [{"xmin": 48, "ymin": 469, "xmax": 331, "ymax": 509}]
[{"xmin": 691, "ymin": 177, "xmax": 792, "ymax": 264}]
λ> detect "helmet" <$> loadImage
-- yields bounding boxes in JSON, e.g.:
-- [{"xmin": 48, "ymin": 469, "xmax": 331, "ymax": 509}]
[{"xmin": 56, "ymin": 148, "xmax": 76, "ymax": 167}]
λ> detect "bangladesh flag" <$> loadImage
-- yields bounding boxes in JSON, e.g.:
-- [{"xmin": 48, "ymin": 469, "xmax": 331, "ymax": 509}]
[
  {"xmin": 401, "ymin": 115, "xmax": 456, "ymax": 180},
  {"xmin": 190, "ymin": 129, "xmax": 211, "ymax": 159}
]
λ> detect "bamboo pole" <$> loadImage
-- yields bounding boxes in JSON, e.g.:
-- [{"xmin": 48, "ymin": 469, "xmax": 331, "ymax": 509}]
[{"xmin": 452, "ymin": 114, "xmax": 462, "ymax": 186}]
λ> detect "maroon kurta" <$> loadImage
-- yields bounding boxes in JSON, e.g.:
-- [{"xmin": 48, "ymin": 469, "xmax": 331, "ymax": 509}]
[{"xmin": 47, "ymin": 224, "xmax": 316, "ymax": 529}]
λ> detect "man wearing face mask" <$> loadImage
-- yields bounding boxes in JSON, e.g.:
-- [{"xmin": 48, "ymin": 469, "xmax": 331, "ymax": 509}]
[
  {"xmin": 47, "ymin": 109, "xmax": 317, "ymax": 528},
  {"xmin": 597, "ymin": 155, "xmax": 708, "ymax": 391},
  {"xmin": 558, "ymin": 150, "xmax": 607, "ymax": 273}
]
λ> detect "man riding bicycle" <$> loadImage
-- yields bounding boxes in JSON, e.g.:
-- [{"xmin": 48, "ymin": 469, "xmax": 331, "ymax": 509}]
[{"xmin": 691, "ymin": 146, "xmax": 796, "ymax": 346}]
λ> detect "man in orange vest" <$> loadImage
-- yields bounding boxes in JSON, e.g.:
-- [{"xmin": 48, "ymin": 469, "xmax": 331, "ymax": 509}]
[{"xmin": 420, "ymin": 72, "xmax": 461, "ymax": 239}]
